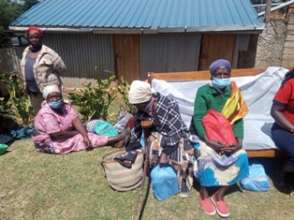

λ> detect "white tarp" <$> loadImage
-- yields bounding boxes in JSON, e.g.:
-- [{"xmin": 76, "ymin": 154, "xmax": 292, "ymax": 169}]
[{"xmin": 151, "ymin": 67, "xmax": 289, "ymax": 150}]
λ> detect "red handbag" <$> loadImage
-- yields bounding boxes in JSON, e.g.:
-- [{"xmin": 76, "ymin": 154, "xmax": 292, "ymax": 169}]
[{"xmin": 202, "ymin": 109, "xmax": 237, "ymax": 146}]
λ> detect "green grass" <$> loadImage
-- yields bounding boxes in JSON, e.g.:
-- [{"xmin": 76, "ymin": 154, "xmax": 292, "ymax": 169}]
[{"xmin": 0, "ymin": 139, "xmax": 294, "ymax": 220}]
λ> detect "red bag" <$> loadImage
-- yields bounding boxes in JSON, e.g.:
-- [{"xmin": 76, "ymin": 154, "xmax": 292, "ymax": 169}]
[{"xmin": 202, "ymin": 109, "xmax": 237, "ymax": 146}]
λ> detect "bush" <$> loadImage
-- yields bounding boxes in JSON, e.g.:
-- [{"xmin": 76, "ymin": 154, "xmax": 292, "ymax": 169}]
[
  {"xmin": 116, "ymin": 78, "xmax": 134, "ymax": 113},
  {"xmin": 68, "ymin": 75, "xmax": 133, "ymax": 122},
  {"xmin": 0, "ymin": 72, "xmax": 33, "ymax": 126}
]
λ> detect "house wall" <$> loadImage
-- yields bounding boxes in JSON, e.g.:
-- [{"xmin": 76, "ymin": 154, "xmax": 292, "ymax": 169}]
[
  {"xmin": 0, "ymin": 48, "xmax": 19, "ymax": 74},
  {"xmin": 282, "ymin": 11, "xmax": 294, "ymax": 68},
  {"xmin": 43, "ymin": 33, "xmax": 203, "ymax": 83},
  {"xmin": 237, "ymin": 34, "xmax": 259, "ymax": 68},
  {"xmin": 12, "ymin": 31, "xmax": 258, "ymax": 87},
  {"xmin": 255, "ymin": 6, "xmax": 292, "ymax": 68},
  {"xmin": 199, "ymin": 34, "xmax": 237, "ymax": 70},
  {"xmin": 113, "ymin": 35, "xmax": 140, "ymax": 83},
  {"xmin": 43, "ymin": 33, "xmax": 115, "ymax": 86},
  {"xmin": 198, "ymin": 33, "xmax": 258, "ymax": 70},
  {"xmin": 140, "ymin": 33, "xmax": 201, "ymax": 78},
  {"xmin": 255, "ymin": 20, "xmax": 288, "ymax": 68}
]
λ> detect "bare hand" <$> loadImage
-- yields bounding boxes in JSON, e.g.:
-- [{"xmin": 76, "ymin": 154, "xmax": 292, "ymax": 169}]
[
  {"xmin": 83, "ymin": 136, "xmax": 93, "ymax": 151},
  {"xmin": 207, "ymin": 140, "xmax": 227, "ymax": 153},
  {"xmin": 220, "ymin": 144, "xmax": 241, "ymax": 154}
]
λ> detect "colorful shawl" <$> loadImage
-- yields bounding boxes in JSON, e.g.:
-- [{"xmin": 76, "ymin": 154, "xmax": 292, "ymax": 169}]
[{"xmin": 222, "ymin": 81, "xmax": 248, "ymax": 124}]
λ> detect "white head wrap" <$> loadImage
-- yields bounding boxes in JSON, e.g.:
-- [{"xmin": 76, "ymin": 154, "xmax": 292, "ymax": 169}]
[
  {"xmin": 42, "ymin": 84, "xmax": 61, "ymax": 99},
  {"xmin": 128, "ymin": 80, "xmax": 153, "ymax": 104}
]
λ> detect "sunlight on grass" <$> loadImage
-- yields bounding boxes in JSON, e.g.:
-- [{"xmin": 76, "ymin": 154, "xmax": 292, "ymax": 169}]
[{"xmin": 0, "ymin": 139, "xmax": 294, "ymax": 220}]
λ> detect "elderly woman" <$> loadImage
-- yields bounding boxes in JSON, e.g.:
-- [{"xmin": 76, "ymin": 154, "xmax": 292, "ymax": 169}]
[
  {"xmin": 127, "ymin": 80, "xmax": 195, "ymax": 198},
  {"xmin": 21, "ymin": 26, "xmax": 66, "ymax": 113},
  {"xmin": 192, "ymin": 59, "xmax": 249, "ymax": 217},
  {"xmin": 271, "ymin": 69, "xmax": 294, "ymax": 173},
  {"xmin": 32, "ymin": 85, "xmax": 125, "ymax": 154}
]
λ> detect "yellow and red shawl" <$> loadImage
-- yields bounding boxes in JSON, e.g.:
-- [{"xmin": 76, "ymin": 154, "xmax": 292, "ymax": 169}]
[{"xmin": 221, "ymin": 81, "xmax": 248, "ymax": 124}]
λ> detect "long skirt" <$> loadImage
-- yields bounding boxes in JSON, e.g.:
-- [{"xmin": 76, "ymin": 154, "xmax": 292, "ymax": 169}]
[
  {"xmin": 196, "ymin": 142, "xmax": 249, "ymax": 187},
  {"xmin": 36, "ymin": 133, "xmax": 108, "ymax": 154}
]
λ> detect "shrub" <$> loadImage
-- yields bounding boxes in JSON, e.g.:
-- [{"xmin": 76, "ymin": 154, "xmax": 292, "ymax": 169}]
[
  {"xmin": 0, "ymin": 72, "xmax": 33, "ymax": 125},
  {"xmin": 69, "ymin": 75, "xmax": 117, "ymax": 121},
  {"xmin": 117, "ymin": 78, "xmax": 134, "ymax": 113},
  {"xmin": 68, "ymin": 75, "xmax": 133, "ymax": 122}
]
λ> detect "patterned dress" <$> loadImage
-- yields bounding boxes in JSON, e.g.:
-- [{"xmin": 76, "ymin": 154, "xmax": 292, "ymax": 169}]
[
  {"xmin": 32, "ymin": 102, "xmax": 108, "ymax": 154},
  {"xmin": 193, "ymin": 84, "xmax": 249, "ymax": 187},
  {"xmin": 196, "ymin": 142, "xmax": 249, "ymax": 187}
]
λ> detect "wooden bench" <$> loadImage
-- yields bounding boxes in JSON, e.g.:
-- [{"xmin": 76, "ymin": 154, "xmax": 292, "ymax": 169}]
[{"xmin": 147, "ymin": 68, "xmax": 279, "ymax": 158}]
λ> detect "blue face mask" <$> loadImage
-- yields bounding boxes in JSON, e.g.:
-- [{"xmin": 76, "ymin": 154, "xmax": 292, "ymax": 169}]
[
  {"xmin": 212, "ymin": 78, "xmax": 231, "ymax": 89},
  {"xmin": 48, "ymin": 99, "xmax": 63, "ymax": 110}
]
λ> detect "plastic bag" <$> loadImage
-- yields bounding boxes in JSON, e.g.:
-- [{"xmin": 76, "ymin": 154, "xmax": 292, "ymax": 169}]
[
  {"xmin": 151, "ymin": 165, "xmax": 179, "ymax": 200},
  {"xmin": 87, "ymin": 120, "xmax": 118, "ymax": 137},
  {"xmin": 240, "ymin": 164, "xmax": 270, "ymax": 192},
  {"xmin": 202, "ymin": 109, "xmax": 237, "ymax": 145},
  {"xmin": 0, "ymin": 144, "xmax": 8, "ymax": 155},
  {"xmin": 95, "ymin": 120, "xmax": 118, "ymax": 137}
]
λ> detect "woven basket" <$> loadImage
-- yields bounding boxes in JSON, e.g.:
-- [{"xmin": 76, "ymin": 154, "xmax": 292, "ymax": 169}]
[{"xmin": 101, "ymin": 150, "xmax": 144, "ymax": 192}]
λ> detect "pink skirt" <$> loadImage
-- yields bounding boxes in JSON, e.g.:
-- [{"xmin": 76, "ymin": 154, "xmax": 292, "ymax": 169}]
[{"xmin": 41, "ymin": 133, "xmax": 108, "ymax": 154}]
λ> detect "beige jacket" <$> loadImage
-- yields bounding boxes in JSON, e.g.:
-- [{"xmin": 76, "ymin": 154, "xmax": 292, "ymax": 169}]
[{"xmin": 20, "ymin": 45, "xmax": 66, "ymax": 93}]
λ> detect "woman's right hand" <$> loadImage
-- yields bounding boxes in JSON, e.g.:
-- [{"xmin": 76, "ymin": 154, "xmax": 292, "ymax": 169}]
[{"xmin": 83, "ymin": 135, "xmax": 93, "ymax": 150}]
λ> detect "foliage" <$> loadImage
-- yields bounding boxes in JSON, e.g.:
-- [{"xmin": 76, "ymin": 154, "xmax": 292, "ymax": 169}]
[
  {"xmin": 22, "ymin": 0, "xmax": 39, "ymax": 12},
  {"xmin": 0, "ymin": 72, "xmax": 33, "ymax": 125},
  {"xmin": 0, "ymin": 0, "xmax": 21, "ymax": 47},
  {"xmin": 69, "ymin": 75, "xmax": 133, "ymax": 121},
  {"xmin": 116, "ymin": 78, "xmax": 134, "ymax": 113},
  {"xmin": 0, "ymin": 0, "xmax": 39, "ymax": 48},
  {"xmin": 69, "ymin": 75, "xmax": 117, "ymax": 121},
  {"xmin": 0, "ymin": 97, "xmax": 8, "ymax": 116}
]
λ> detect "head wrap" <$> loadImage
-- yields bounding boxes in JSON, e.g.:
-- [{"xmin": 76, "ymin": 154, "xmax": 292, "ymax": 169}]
[
  {"xmin": 26, "ymin": 26, "xmax": 43, "ymax": 38},
  {"xmin": 128, "ymin": 80, "xmax": 153, "ymax": 104},
  {"xmin": 209, "ymin": 59, "xmax": 231, "ymax": 76},
  {"xmin": 42, "ymin": 84, "xmax": 61, "ymax": 99}
]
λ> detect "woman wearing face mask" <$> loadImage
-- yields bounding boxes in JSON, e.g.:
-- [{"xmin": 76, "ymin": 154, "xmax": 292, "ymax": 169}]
[
  {"xmin": 32, "ymin": 85, "xmax": 126, "ymax": 154},
  {"xmin": 192, "ymin": 59, "xmax": 249, "ymax": 218},
  {"xmin": 20, "ymin": 26, "xmax": 66, "ymax": 113}
]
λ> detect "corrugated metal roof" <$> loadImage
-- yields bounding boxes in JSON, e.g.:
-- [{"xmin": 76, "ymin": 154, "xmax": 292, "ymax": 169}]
[{"xmin": 10, "ymin": 0, "xmax": 263, "ymax": 32}]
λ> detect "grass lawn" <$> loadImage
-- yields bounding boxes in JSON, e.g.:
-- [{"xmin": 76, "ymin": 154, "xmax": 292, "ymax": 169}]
[{"xmin": 0, "ymin": 139, "xmax": 294, "ymax": 220}]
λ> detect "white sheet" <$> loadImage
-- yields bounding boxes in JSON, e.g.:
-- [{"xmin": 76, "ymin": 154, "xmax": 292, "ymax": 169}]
[{"xmin": 151, "ymin": 67, "xmax": 289, "ymax": 150}]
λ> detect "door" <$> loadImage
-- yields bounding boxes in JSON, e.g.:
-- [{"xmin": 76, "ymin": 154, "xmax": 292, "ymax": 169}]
[
  {"xmin": 199, "ymin": 34, "xmax": 236, "ymax": 70},
  {"xmin": 113, "ymin": 35, "xmax": 140, "ymax": 83}
]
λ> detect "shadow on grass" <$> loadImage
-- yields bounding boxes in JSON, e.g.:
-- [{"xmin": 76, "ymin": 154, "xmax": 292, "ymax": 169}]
[{"xmin": 0, "ymin": 150, "xmax": 13, "ymax": 157}]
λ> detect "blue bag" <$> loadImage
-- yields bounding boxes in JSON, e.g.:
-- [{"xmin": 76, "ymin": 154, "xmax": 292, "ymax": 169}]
[
  {"xmin": 150, "ymin": 165, "xmax": 179, "ymax": 200},
  {"xmin": 87, "ymin": 120, "xmax": 118, "ymax": 137},
  {"xmin": 240, "ymin": 164, "xmax": 270, "ymax": 192}
]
